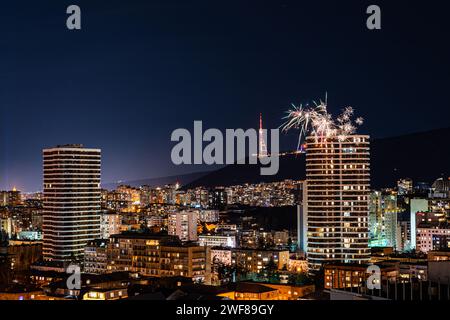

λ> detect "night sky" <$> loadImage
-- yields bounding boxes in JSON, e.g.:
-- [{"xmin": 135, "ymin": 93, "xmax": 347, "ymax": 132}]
[{"xmin": 1, "ymin": 0, "xmax": 449, "ymax": 191}]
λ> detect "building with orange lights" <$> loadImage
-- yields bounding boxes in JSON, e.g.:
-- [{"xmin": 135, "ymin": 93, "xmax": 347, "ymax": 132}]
[{"xmin": 306, "ymin": 135, "xmax": 371, "ymax": 270}]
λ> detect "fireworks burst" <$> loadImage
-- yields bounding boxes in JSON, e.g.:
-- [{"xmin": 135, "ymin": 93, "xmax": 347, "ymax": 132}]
[{"xmin": 280, "ymin": 95, "xmax": 364, "ymax": 149}]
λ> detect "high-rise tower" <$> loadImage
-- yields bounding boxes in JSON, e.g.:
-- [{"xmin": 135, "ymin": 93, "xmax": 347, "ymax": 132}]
[
  {"xmin": 306, "ymin": 135, "xmax": 370, "ymax": 270},
  {"xmin": 42, "ymin": 144, "xmax": 101, "ymax": 262}
]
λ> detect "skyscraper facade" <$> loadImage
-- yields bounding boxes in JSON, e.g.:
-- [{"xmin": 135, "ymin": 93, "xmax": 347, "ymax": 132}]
[
  {"xmin": 306, "ymin": 135, "xmax": 370, "ymax": 270},
  {"xmin": 42, "ymin": 144, "xmax": 101, "ymax": 262}
]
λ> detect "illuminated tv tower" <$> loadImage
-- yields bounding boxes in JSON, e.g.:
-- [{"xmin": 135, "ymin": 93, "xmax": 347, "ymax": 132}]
[{"xmin": 258, "ymin": 113, "xmax": 268, "ymax": 158}]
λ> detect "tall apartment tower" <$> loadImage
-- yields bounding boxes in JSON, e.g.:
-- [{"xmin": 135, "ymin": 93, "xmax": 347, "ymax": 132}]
[
  {"xmin": 168, "ymin": 210, "xmax": 198, "ymax": 242},
  {"xmin": 43, "ymin": 144, "xmax": 101, "ymax": 262},
  {"xmin": 306, "ymin": 135, "xmax": 370, "ymax": 271}
]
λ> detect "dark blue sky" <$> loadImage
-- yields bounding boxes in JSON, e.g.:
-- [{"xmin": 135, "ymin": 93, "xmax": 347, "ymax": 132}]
[{"xmin": 1, "ymin": 0, "xmax": 449, "ymax": 191}]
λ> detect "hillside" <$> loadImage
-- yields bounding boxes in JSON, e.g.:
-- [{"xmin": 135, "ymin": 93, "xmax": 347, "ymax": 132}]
[{"xmin": 184, "ymin": 127, "xmax": 450, "ymax": 189}]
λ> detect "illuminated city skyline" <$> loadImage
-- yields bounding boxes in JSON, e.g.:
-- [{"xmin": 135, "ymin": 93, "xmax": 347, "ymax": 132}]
[{"xmin": 0, "ymin": 0, "xmax": 450, "ymax": 306}]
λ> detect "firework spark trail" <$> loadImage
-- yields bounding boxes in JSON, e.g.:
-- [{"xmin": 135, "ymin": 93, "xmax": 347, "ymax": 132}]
[
  {"xmin": 280, "ymin": 96, "xmax": 364, "ymax": 149},
  {"xmin": 280, "ymin": 101, "xmax": 328, "ymax": 150}
]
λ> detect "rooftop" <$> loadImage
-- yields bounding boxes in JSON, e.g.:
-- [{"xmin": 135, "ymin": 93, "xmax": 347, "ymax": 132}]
[
  {"xmin": 55, "ymin": 144, "xmax": 84, "ymax": 148},
  {"xmin": 231, "ymin": 282, "xmax": 278, "ymax": 294},
  {"xmin": 323, "ymin": 262, "xmax": 397, "ymax": 270},
  {"xmin": 111, "ymin": 231, "xmax": 179, "ymax": 242}
]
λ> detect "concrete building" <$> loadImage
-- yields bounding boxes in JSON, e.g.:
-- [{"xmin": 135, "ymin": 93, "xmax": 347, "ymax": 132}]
[
  {"xmin": 384, "ymin": 211, "xmax": 401, "ymax": 250},
  {"xmin": 416, "ymin": 224, "xmax": 450, "ymax": 253},
  {"xmin": 100, "ymin": 212, "xmax": 121, "ymax": 239},
  {"xmin": 306, "ymin": 135, "xmax": 371, "ymax": 270},
  {"xmin": 324, "ymin": 263, "xmax": 398, "ymax": 290},
  {"xmin": 410, "ymin": 198, "xmax": 429, "ymax": 249},
  {"xmin": 397, "ymin": 178, "xmax": 413, "ymax": 195},
  {"xmin": 231, "ymin": 248, "xmax": 289, "ymax": 273},
  {"xmin": 198, "ymin": 235, "xmax": 236, "ymax": 248},
  {"xmin": 107, "ymin": 233, "xmax": 210, "ymax": 283},
  {"xmin": 83, "ymin": 287, "xmax": 128, "ymax": 300},
  {"xmin": 0, "ymin": 189, "xmax": 21, "ymax": 206},
  {"xmin": 0, "ymin": 218, "xmax": 14, "ymax": 239},
  {"xmin": 198, "ymin": 210, "xmax": 220, "ymax": 223},
  {"xmin": 84, "ymin": 239, "xmax": 108, "ymax": 274},
  {"xmin": 160, "ymin": 244, "xmax": 210, "ymax": 282},
  {"xmin": 5, "ymin": 241, "xmax": 42, "ymax": 272},
  {"xmin": 208, "ymin": 188, "xmax": 227, "ymax": 210},
  {"xmin": 42, "ymin": 145, "xmax": 101, "ymax": 262},
  {"xmin": 147, "ymin": 215, "xmax": 164, "ymax": 227},
  {"xmin": 428, "ymin": 250, "xmax": 450, "ymax": 261},
  {"xmin": 168, "ymin": 210, "xmax": 198, "ymax": 242},
  {"xmin": 218, "ymin": 282, "xmax": 315, "ymax": 300},
  {"xmin": 210, "ymin": 248, "xmax": 232, "ymax": 265},
  {"xmin": 273, "ymin": 230, "xmax": 290, "ymax": 247},
  {"xmin": 368, "ymin": 190, "xmax": 401, "ymax": 248}
]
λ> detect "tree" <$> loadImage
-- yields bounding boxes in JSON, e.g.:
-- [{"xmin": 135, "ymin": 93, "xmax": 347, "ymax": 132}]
[{"xmin": 289, "ymin": 273, "xmax": 310, "ymax": 285}]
